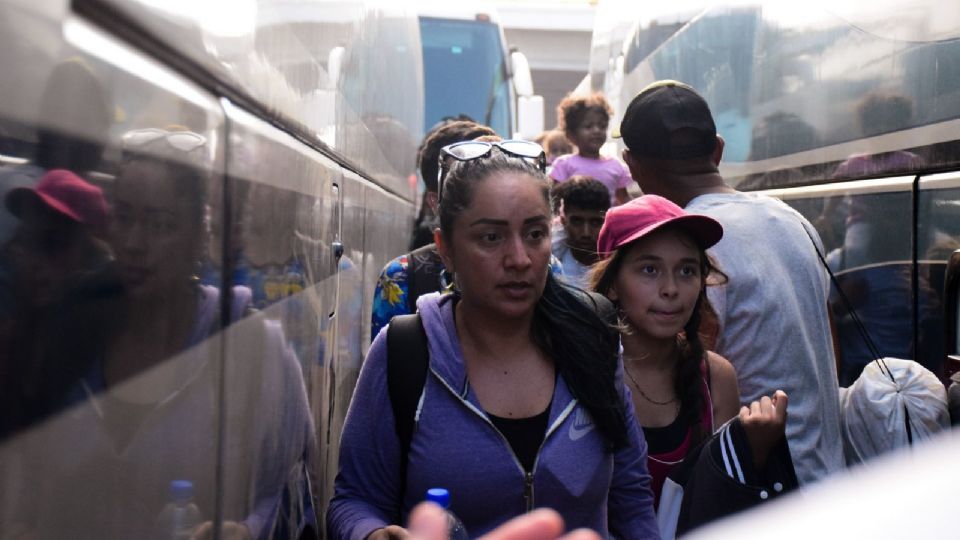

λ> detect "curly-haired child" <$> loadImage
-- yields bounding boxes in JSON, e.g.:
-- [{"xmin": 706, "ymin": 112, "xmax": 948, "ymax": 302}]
[{"xmin": 551, "ymin": 93, "xmax": 632, "ymax": 206}]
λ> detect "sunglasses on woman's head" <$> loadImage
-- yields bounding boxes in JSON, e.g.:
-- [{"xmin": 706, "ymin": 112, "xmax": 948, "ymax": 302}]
[{"xmin": 437, "ymin": 140, "xmax": 547, "ymax": 202}]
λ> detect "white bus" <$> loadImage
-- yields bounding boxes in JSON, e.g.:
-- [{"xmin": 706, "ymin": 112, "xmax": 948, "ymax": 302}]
[
  {"xmin": 418, "ymin": 5, "xmax": 544, "ymax": 139},
  {"xmin": 0, "ymin": 0, "xmax": 423, "ymax": 536},
  {"xmin": 590, "ymin": 0, "xmax": 960, "ymax": 390}
]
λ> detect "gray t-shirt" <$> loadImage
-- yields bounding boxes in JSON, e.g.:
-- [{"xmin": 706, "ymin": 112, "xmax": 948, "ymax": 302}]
[{"xmin": 687, "ymin": 191, "xmax": 844, "ymax": 485}]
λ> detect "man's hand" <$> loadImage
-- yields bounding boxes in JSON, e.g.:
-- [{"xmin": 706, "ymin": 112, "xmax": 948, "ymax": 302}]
[
  {"xmin": 739, "ymin": 390, "xmax": 788, "ymax": 470},
  {"xmin": 406, "ymin": 503, "xmax": 601, "ymax": 540}
]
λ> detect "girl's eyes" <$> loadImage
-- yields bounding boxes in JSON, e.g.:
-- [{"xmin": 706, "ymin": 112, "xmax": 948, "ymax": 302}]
[{"xmin": 636, "ymin": 264, "xmax": 700, "ymax": 277}]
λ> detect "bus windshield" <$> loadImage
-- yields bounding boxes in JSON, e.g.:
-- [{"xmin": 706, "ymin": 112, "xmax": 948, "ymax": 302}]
[{"xmin": 420, "ymin": 16, "xmax": 511, "ymax": 136}]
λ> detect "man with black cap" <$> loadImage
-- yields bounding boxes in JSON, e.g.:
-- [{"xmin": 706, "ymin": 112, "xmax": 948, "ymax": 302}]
[{"xmin": 614, "ymin": 80, "xmax": 844, "ymax": 485}]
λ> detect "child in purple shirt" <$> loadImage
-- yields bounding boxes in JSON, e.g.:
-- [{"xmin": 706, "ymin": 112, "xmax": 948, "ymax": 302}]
[{"xmin": 550, "ymin": 94, "xmax": 632, "ymax": 206}]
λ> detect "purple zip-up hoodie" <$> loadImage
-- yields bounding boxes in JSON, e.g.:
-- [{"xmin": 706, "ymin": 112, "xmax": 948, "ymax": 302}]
[{"xmin": 327, "ymin": 293, "xmax": 659, "ymax": 540}]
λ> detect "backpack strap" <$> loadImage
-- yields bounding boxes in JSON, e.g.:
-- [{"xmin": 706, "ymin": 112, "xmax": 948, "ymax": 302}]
[
  {"xmin": 386, "ymin": 313, "xmax": 430, "ymax": 514},
  {"xmin": 798, "ymin": 220, "xmax": 913, "ymax": 443}
]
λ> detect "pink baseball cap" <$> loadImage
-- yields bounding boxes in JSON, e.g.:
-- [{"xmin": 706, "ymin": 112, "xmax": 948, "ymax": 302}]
[
  {"xmin": 597, "ymin": 194, "xmax": 723, "ymax": 257},
  {"xmin": 6, "ymin": 169, "xmax": 109, "ymax": 234}
]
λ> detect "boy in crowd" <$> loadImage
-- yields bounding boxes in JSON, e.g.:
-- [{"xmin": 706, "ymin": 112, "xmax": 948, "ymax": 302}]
[{"xmin": 551, "ymin": 176, "xmax": 609, "ymax": 288}]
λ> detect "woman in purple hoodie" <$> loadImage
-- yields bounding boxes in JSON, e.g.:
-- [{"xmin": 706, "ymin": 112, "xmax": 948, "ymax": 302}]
[{"xmin": 328, "ymin": 140, "xmax": 658, "ymax": 539}]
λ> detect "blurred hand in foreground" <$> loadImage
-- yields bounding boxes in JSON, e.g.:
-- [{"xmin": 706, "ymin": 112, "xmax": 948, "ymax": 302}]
[{"xmin": 405, "ymin": 503, "xmax": 601, "ymax": 540}]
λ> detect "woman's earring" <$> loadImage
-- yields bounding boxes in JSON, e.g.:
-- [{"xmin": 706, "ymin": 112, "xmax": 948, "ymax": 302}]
[{"xmin": 441, "ymin": 269, "xmax": 457, "ymax": 293}]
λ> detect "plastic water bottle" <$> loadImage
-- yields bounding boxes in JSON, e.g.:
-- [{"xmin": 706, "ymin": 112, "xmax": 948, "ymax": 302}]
[
  {"xmin": 156, "ymin": 480, "xmax": 203, "ymax": 540},
  {"xmin": 425, "ymin": 488, "xmax": 469, "ymax": 540}
]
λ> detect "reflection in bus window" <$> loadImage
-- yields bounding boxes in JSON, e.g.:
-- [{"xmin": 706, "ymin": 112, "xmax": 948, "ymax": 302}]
[
  {"xmin": 0, "ymin": 169, "xmax": 114, "ymax": 439},
  {"xmin": 3, "ymin": 130, "xmax": 317, "ymax": 538},
  {"xmin": 918, "ymin": 185, "xmax": 960, "ymax": 379}
]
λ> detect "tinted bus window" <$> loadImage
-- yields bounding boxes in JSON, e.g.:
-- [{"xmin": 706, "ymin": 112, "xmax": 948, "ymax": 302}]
[
  {"xmin": 773, "ymin": 185, "xmax": 919, "ymax": 387},
  {"xmin": 420, "ymin": 17, "xmax": 511, "ymax": 135}
]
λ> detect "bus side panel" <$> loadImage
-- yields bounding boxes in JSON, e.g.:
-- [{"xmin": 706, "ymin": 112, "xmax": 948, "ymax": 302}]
[
  {"xmin": 221, "ymin": 97, "xmax": 348, "ymax": 537},
  {"xmin": 0, "ymin": 5, "xmax": 239, "ymax": 536}
]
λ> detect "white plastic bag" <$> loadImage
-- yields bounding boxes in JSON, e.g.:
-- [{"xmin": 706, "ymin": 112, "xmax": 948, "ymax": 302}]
[{"xmin": 840, "ymin": 358, "xmax": 949, "ymax": 465}]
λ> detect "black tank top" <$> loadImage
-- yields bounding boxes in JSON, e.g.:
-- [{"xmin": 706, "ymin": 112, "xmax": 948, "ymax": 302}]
[
  {"xmin": 642, "ymin": 410, "xmax": 689, "ymax": 455},
  {"xmin": 487, "ymin": 408, "xmax": 550, "ymax": 472}
]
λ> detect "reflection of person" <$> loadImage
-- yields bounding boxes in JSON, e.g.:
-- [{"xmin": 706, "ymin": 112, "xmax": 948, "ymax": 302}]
[
  {"xmin": 0, "ymin": 169, "xmax": 113, "ymax": 438},
  {"xmin": 329, "ymin": 141, "xmax": 658, "ymax": 539},
  {"xmin": 589, "ymin": 195, "xmax": 740, "ymax": 505},
  {"xmin": 816, "ymin": 94, "xmax": 925, "ymax": 385},
  {"xmin": 840, "ymin": 92, "xmax": 921, "ymax": 170},
  {"xmin": 616, "ymin": 80, "xmax": 844, "ymax": 485},
  {"xmin": 550, "ymin": 94, "xmax": 631, "ymax": 206},
  {"xmin": 0, "ymin": 57, "xmax": 112, "ymax": 245},
  {"xmin": 235, "ymin": 183, "xmax": 307, "ymax": 310},
  {"xmin": 6, "ymin": 129, "xmax": 316, "ymax": 539},
  {"xmin": 826, "ymin": 93, "xmax": 923, "ymax": 268},
  {"xmin": 550, "ymin": 176, "xmax": 609, "ymax": 288},
  {"xmin": 2, "ymin": 169, "xmax": 109, "ymax": 306},
  {"xmin": 822, "ymin": 193, "xmax": 914, "ymax": 386}
]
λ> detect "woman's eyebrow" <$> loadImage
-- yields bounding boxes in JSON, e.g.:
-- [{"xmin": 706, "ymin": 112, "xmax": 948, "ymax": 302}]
[
  {"xmin": 469, "ymin": 215, "xmax": 549, "ymax": 227},
  {"xmin": 523, "ymin": 215, "xmax": 549, "ymax": 225},
  {"xmin": 469, "ymin": 218, "xmax": 508, "ymax": 227}
]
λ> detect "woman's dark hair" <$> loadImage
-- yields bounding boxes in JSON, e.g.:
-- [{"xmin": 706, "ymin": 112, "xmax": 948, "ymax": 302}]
[
  {"xmin": 557, "ymin": 93, "xmax": 613, "ymax": 139},
  {"xmin": 439, "ymin": 151, "xmax": 629, "ymax": 450},
  {"xmin": 588, "ymin": 225, "xmax": 727, "ymax": 440}
]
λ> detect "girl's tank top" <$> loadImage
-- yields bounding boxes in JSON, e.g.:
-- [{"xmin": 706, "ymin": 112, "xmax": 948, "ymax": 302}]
[{"xmin": 642, "ymin": 358, "xmax": 714, "ymax": 508}]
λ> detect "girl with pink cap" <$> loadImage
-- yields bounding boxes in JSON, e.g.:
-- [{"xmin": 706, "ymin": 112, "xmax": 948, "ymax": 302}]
[{"xmin": 589, "ymin": 194, "xmax": 741, "ymax": 506}]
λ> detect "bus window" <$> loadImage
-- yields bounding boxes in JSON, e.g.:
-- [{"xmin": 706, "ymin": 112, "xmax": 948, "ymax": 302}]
[
  {"xmin": 420, "ymin": 17, "xmax": 511, "ymax": 135},
  {"xmin": 769, "ymin": 182, "xmax": 918, "ymax": 387},
  {"xmin": 918, "ymin": 174, "xmax": 960, "ymax": 378}
]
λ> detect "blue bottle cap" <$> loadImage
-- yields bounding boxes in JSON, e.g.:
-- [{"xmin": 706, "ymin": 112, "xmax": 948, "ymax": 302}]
[
  {"xmin": 170, "ymin": 480, "xmax": 195, "ymax": 502},
  {"xmin": 425, "ymin": 488, "xmax": 450, "ymax": 509}
]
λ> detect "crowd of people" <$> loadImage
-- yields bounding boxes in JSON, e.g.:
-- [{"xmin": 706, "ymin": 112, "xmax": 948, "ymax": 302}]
[
  {"xmin": 340, "ymin": 80, "xmax": 846, "ymax": 539},
  {"xmin": 0, "ymin": 70, "xmax": 934, "ymax": 539}
]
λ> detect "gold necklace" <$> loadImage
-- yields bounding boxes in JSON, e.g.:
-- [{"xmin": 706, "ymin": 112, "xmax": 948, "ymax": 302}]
[{"xmin": 624, "ymin": 364, "xmax": 678, "ymax": 406}]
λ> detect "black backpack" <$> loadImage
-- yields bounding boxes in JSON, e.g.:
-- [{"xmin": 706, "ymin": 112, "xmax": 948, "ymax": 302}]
[{"xmin": 385, "ymin": 313, "xmax": 429, "ymax": 512}]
